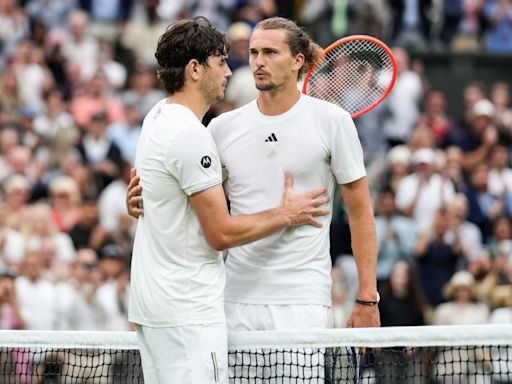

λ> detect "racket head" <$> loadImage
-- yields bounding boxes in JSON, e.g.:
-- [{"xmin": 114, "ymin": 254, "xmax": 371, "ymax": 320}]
[{"xmin": 302, "ymin": 35, "xmax": 397, "ymax": 118}]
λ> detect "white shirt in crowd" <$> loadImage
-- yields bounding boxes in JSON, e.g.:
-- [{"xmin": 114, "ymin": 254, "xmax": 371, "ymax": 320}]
[
  {"xmin": 208, "ymin": 94, "xmax": 366, "ymax": 307},
  {"xmin": 129, "ymin": 101, "xmax": 225, "ymax": 328}
]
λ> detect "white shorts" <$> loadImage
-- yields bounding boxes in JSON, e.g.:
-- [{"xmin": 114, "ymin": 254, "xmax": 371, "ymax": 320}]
[
  {"xmin": 135, "ymin": 322, "xmax": 228, "ymax": 384},
  {"xmin": 224, "ymin": 302, "xmax": 333, "ymax": 331},
  {"xmin": 225, "ymin": 303, "xmax": 333, "ymax": 384}
]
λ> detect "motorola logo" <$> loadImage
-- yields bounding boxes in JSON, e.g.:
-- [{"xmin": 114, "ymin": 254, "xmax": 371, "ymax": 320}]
[{"xmin": 201, "ymin": 156, "xmax": 212, "ymax": 168}]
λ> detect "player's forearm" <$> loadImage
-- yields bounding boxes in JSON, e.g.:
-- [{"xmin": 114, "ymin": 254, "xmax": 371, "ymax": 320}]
[
  {"xmin": 211, "ymin": 207, "xmax": 291, "ymax": 251},
  {"xmin": 349, "ymin": 208, "xmax": 378, "ymax": 299}
]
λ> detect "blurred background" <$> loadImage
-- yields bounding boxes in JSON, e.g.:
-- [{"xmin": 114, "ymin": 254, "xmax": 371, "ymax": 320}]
[{"xmin": 0, "ymin": 0, "xmax": 511, "ymax": 332}]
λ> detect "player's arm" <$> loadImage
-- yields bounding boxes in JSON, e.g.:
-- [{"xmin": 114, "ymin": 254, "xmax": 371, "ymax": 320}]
[
  {"xmin": 190, "ymin": 174, "xmax": 330, "ymax": 251},
  {"xmin": 340, "ymin": 176, "xmax": 380, "ymax": 328}
]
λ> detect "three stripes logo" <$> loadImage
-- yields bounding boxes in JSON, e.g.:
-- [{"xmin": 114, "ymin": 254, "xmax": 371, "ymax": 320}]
[{"xmin": 265, "ymin": 133, "xmax": 278, "ymax": 142}]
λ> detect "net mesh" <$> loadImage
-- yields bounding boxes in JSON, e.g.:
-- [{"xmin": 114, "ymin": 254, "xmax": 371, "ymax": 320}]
[
  {"xmin": 303, "ymin": 38, "xmax": 395, "ymax": 117},
  {"xmin": 0, "ymin": 325, "xmax": 511, "ymax": 383}
]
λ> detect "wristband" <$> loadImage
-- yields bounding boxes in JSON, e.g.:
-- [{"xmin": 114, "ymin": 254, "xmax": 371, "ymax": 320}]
[{"xmin": 355, "ymin": 292, "xmax": 380, "ymax": 306}]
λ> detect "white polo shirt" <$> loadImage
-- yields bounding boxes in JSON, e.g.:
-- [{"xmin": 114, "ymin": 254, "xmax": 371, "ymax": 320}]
[
  {"xmin": 129, "ymin": 100, "xmax": 225, "ymax": 328},
  {"xmin": 208, "ymin": 94, "xmax": 366, "ymax": 306}
]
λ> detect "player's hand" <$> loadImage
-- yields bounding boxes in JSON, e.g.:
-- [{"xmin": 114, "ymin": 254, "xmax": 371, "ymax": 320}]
[
  {"xmin": 126, "ymin": 168, "xmax": 144, "ymax": 219},
  {"xmin": 346, "ymin": 304, "xmax": 380, "ymax": 328},
  {"xmin": 280, "ymin": 173, "xmax": 330, "ymax": 228}
]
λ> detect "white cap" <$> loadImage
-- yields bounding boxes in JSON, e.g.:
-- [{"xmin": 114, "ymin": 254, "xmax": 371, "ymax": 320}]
[
  {"xmin": 412, "ymin": 148, "xmax": 435, "ymax": 165},
  {"xmin": 471, "ymin": 99, "xmax": 496, "ymax": 119}
]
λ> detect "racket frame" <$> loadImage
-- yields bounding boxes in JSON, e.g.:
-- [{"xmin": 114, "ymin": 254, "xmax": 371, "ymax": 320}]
[{"xmin": 302, "ymin": 35, "xmax": 397, "ymax": 118}]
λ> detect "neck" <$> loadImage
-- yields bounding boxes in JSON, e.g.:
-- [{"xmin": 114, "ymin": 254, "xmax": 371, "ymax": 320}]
[
  {"xmin": 168, "ymin": 89, "xmax": 209, "ymax": 121},
  {"xmin": 257, "ymin": 86, "xmax": 301, "ymax": 116}
]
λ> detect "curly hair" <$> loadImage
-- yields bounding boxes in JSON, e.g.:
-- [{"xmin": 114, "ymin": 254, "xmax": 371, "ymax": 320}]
[
  {"xmin": 254, "ymin": 17, "xmax": 321, "ymax": 80},
  {"xmin": 155, "ymin": 17, "xmax": 230, "ymax": 94}
]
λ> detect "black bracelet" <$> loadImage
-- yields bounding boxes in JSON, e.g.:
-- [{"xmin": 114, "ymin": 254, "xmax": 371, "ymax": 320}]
[{"xmin": 355, "ymin": 298, "xmax": 379, "ymax": 306}]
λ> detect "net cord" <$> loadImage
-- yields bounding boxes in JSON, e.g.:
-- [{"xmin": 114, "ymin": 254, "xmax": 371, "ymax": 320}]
[{"xmin": 0, "ymin": 325, "xmax": 511, "ymax": 350}]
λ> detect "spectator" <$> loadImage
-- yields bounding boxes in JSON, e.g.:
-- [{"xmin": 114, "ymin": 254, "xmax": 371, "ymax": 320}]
[
  {"xmin": 0, "ymin": 269, "xmax": 24, "ymax": 329},
  {"xmin": 68, "ymin": 197, "xmax": 106, "ymax": 251},
  {"xmin": 382, "ymin": 47, "xmax": 423, "ymax": 147},
  {"xmin": 488, "ymin": 144, "xmax": 512, "ymax": 195},
  {"xmin": 120, "ymin": 64, "xmax": 165, "ymax": 117},
  {"xmin": 0, "ymin": 69, "xmax": 22, "ymax": 125},
  {"xmin": 25, "ymin": 0, "xmax": 78, "ymax": 31},
  {"xmin": 95, "ymin": 244, "xmax": 130, "ymax": 330},
  {"xmin": 418, "ymin": 89, "xmax": 455, "ymax": 147},
  {"xmin": 56, "ymin": 247, "xmax": 106, "ymax": 330},
  {"xmin": 375, "ymin": 188, "xmax": 418, "ymax": 286},
  {"xmin": 432, "ymin": 270, "xmax": 490, "ymax": 325},
  {"xmin": 490, "ymin": 82, "xmax": 512, "ymax": 145},
  {"xmin": 379, "ymin": 259, "xmax": 428, "ymax": 327},
  {"xmin": 48, "ymin": 175, "xmax": 81, "ymax": 233},
  {"xmin": 97, "ymin": 160, "xmax": 132, "ymax": 234},
  {"xmin": 0, "ymin": 202, "xmax": 24, "ymax": 271},
  {"xmin": 415, "ymin": 208, "xmax": 462, "ymax": 306},
  {"xmin": 0, "ymin": 0, "xmax": 29, "ymax": 62},
  {"xmin": 465, "ymin": 163, "xmax": 512, "ymax": 242},
  {"xmin": 76, "ymin": 110, "xmax": 122, "ymax": 194},
  {"xmin": 445, "ymin": 193, "xmax": 484, "ymax": 265},
  {"xmin": 396, "ymin": 148, "xmax": 455, "ymax": 231},
  {"xmin": 70, "ymin": 71, "xmax": 124, "ymax": 128},
  {"xmin": 61, "ymin": 10, "xmax": 99, "ymax": 81},
  {"xmin": 3, "ymin": 174, "xmax": 31, "ymax": 231},
  {"xmin": 106, "ymin": 97, "xmax": 141, "ymax": 163},
  {"xmin": 484, "ymin": 0, "xmax": 512, "ymax": 54},
  {"xmin": 15, "ymin": 251, "xmax": 58, "ymax": 329}
]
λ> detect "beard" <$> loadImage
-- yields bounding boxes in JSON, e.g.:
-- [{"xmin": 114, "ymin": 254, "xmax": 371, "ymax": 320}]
[{"xmin": 255, "ymin": 81, "xmax": 276, "ymax": 91}]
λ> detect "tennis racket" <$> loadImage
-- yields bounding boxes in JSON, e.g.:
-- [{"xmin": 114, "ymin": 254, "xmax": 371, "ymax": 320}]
[{"xmin": 302, "ymin": 35, "xmax": 397, "ymax": 118}]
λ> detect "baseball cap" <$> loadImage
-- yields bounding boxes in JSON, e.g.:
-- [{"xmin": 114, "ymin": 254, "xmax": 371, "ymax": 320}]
[{"xmin": 412, "ymin": 148, "xmax": 435, "ymax": 165}]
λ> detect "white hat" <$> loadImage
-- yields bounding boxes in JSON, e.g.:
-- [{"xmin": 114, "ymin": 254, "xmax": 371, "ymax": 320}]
[
  {"xmin": 227, "ymin": 22, "xmax": 251, "ymax": 42},
  {"xmin": 412, "ymin": 148, "xmax": 435, "ymax": 165},
  {"xmin": 387, "ymin": 145, "xmax": 411, "ymax": 165},
  {"xmin": 443, "ymin": 271, "xmax": 475, "ymax": 299},
  {"xmin": 471, "ymin": 99, "xmax": 496, "ymax": 119}
]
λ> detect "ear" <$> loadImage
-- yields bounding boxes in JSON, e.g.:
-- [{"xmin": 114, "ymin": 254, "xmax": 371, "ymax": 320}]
[
  {"xmin": 292, "ymin": 52, "xmax": 305, "ymax": 73},
  {"xmin": 185, "ymin": 59, "xmax": 202, "ymax": 82}
]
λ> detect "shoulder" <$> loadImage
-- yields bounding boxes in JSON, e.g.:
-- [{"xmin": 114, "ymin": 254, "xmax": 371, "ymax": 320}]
[
  {"xmin": 302, "ymin": 94, "xmax": 350, "ymax": 118},
  {"xmin": 208, "ymin": 102, "xmax": 255, "ymax": 133}
]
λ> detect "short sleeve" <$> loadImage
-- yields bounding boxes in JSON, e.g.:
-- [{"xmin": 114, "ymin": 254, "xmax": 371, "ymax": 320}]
[
  {"xmin": 165, "ymin": 125, "xmax": 222, "ymax": 196},
  {"xmin": 329, "ymin": 110, "xmax": 366, "ymax": 184}
]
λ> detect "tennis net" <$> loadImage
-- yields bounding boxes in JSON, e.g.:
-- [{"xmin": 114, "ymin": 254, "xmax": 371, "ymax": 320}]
[{"xmin": 0, "ymin": 324, "xmax": 511, "ymax": 383}]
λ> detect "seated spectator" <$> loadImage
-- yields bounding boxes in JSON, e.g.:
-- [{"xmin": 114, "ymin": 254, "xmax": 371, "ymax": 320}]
[
  {"xmin": 68, "ymin": 197, "xmax": 107, "ymax": 252},
  {"xmin": 0, "ymin": 202, "xmax": 24, "ymax": 271},
  {"xmin": 433, "ymin": 270, "xmax": 490, "ymax": 325},
  {"xmin": 106, "ymin": 97, "xmax": 141, "ymax": 164}
]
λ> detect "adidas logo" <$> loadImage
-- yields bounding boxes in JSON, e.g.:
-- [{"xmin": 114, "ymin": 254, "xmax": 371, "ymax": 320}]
[{"xmin": 265, "ymin": 133, "xmax": 278, "ymax": 142}]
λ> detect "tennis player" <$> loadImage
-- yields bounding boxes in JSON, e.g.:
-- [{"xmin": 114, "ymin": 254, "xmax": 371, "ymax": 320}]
[
  {"xmin": 129, "ymin": 17, "xmax": 332, "ymax": 384},
  {"xmin": 128, "ymin": 17, "xmax": 379, "ymax": 330}
]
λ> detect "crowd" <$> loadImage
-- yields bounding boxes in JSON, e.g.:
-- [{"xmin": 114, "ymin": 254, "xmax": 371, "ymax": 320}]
[{"xmin": 0, "ymin": 0, "xmax": 510, "ymax": 334}]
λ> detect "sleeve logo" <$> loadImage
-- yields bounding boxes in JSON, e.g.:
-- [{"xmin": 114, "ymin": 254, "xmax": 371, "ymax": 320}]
[{"xmin": 201, "ymin": 156, "xmax": 212, "ymax": 168}]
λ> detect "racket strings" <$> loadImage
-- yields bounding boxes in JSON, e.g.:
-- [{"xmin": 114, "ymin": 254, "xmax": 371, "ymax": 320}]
[{"xmin": 306, "ymin": 39, "xmax": 394, "ymax": 116}]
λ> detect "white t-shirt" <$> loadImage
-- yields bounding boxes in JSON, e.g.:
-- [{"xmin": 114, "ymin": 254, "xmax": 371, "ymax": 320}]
[
  {"xmin": 129, "ymin": 101, "xmax": 225, "ymax": 328},
  {"xmin": 208, "ymin": 94, "xmax": 366, "ymax": 306}
]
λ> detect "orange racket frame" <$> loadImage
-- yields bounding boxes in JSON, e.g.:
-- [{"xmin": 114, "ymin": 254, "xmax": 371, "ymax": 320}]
[{"xmin": 302, "ymin": 35, "xmax": 397, "ymax": 118}]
